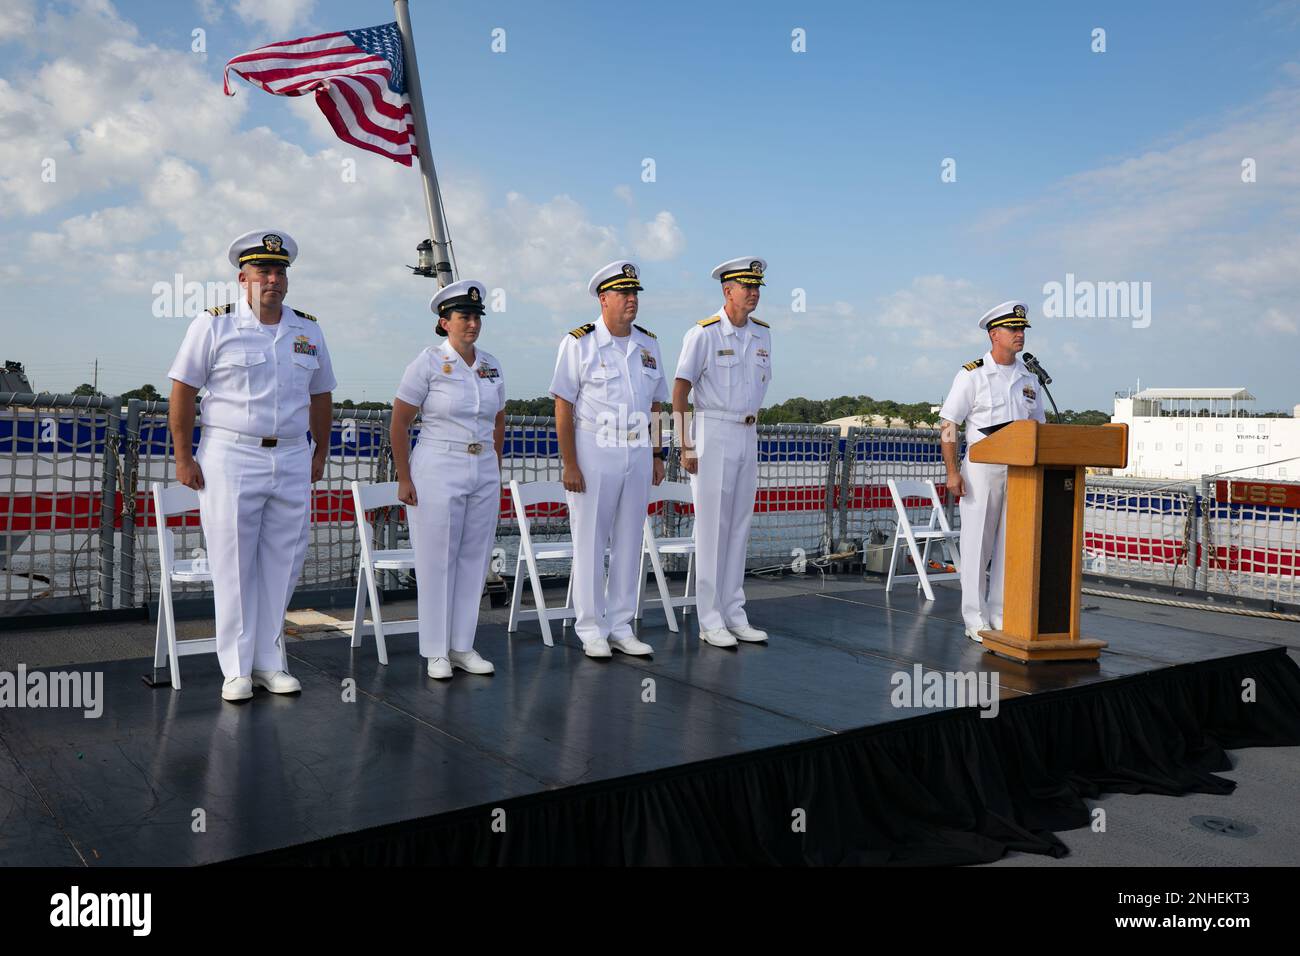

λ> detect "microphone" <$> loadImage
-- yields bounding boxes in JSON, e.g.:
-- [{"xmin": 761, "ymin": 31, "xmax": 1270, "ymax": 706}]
[{"xmin": 1021, "ymin": 352, "xmax": 1052, "ymax": 385}]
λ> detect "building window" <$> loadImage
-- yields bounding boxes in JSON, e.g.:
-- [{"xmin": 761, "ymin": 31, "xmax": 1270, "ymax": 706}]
[
  {"xmin": 1176, "ymin": 443, "xmax": 1183, "ymax": 451},
  {"xmin": 1155, "ymin": 442, "xmax": 1163, "ymax": 451},
  {"xmin": 1216, "ymin": 424, "xmax": 1223, "ymax": 431},
  {"xmin": 1195, "ymin": 444, "xmax": 1203, "ymax": 452},
  {"xmin": 1282, "ymin": 467, "xmax": 1289, "ymax": 476},
  {"xmin": 1236, "ymin": 445, "xmax": 1244, "ymax": 454},
  {"xmin": 1195, "ymin": 423, "xmax": 1203, "ymax": 432},
  {"xmin": 1176, "ymin": 422, "xmax": 1183, "ymax": 431},
  {"xmin": 1258, "ymin": 445, "xmax": 1265, "ymax": 455},
  {"xmin": 1137, "ymin": 441, "xmax": 1144, "ymax": 450}
]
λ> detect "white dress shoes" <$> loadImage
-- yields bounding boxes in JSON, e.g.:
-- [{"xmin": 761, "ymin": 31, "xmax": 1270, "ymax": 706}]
[
  {"xmin": 449, "ymin": 649, "xmax": 495, "ymax": 674},
  {"xmin": 583, "ymin": 638, "xmax": 613, "ymax": 658},
  {"xmin": 699, "ymin": 628, "xmax": 738, "ymax": 648},
  {"xmin": 251, "ymin": 670, "xmax": 301, "ymax": 694},
  {"xmin": 728, "ymin": 624, "xmax": 768, "ymax": 643},
  {"xmin": 609, "ymin": 636, "xmax": 653, "ymax": 656},
  {"xmin": 222, "ymin": 676, "xmax": 253, "ymax": 701},
  {"xmin": 965, "ymin": 627, "xmax": 985, "ymax": 644},
  {"xmin": 427, "ymin": 657, "xmax": 453, "ymax": 679}
]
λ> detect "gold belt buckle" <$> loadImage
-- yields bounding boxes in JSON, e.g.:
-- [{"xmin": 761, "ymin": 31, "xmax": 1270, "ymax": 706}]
[
  {"xmin": 261, "ymin": 437, "xmax": 278, "ymax": 447},
  {"xmin": 466, "ymin": 442, "xmax": 483, "ymax": 455},
  {"xmin": 743, "ymin": 415, "xmax": 756, "ymax": 425}
]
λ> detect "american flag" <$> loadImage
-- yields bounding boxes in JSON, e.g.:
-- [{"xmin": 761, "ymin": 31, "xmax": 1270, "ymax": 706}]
[{"xmin": 224, "ymin": 22, "xmax": 417, "ymax": 166}]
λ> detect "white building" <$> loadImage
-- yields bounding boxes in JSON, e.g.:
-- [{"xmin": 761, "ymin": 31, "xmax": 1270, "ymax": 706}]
[{"xmin": 1112, "ymin": 387, "xmax": 1300, "ymax": 481}]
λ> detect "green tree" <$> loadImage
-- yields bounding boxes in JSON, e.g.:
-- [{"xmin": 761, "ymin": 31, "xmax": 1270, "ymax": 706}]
[{"xmin": 121, "ymin": 383, "xmax": 162, "ymax": 402}]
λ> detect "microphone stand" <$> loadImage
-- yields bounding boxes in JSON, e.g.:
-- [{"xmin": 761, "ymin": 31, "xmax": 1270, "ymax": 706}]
[
  {"xmin": 1023, "ymin": 353, "xmax": 1062, "ymax": 423},
  {"xmin": 1032, "ymin": 369, "xmax": 1062, "ymax": 423}
]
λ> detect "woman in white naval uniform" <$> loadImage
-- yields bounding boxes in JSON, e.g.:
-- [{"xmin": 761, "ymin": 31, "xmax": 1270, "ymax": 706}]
[
  {"xmin": 391, "ymin": 280, "xmax": 506, "ymax": 679},
  {"xmin": 938, "ymin": 301, "xmax": 1046, "ymax": 643}
]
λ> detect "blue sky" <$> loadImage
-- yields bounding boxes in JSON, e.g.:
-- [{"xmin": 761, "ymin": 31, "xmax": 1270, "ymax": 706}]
[{"xmin": 3, "ymin": 0, "xmax": 1300, "ymax": 412}]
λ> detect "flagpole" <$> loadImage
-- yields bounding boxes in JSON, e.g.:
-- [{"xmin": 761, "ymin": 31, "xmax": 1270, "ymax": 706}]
[{"xmin": 393, "ymin": 0, "xmax": 453, "ymax": 288}]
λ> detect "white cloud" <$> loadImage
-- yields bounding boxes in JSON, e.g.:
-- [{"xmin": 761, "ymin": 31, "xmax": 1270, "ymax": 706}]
[
  {"xmin": 232, "ymin": 0, "xmax": 317, "ymax": 37},
  {"xmin": 630, "ymin": 210, "xmax": 685, "ymax": 261},
  {"xmin": 0, "ymin": 0, "xmax": 36, "ymax": 40},
  {"xmin": 876, "ymin": 275, "xmax": 990, "ymax": 351},
  {"xmin": 195, "ymin": 0, "xmax": 224, "ymax": 22},
  {"xmin": 1262, "ymin": 307, "xmax": 1298, "ymax": 334},
  {"xmin": 0, "ymin": 2, "xmax": 247, "ymax": 217}
]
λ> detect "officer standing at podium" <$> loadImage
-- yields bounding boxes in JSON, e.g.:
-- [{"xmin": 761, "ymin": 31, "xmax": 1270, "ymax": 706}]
[
  {"xmin": 168, "ymin": 230, "xmax": 336, "ymax": 700},
  {"xmin": 672, "ymin": 257, "xmax": 773, "ymax": 648},
  {"xmin": 938, "ymin": 301, "xmax": 1045, "ymax": 643},
  {"xmin": 549, "ymin": 260, "xmax": 668, "ymax": 659}
]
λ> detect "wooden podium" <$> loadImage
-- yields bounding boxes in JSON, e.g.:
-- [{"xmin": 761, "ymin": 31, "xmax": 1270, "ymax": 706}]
[{"xmin": 967, "ymin": 421, "xmax": 1129, "ymax": 663}]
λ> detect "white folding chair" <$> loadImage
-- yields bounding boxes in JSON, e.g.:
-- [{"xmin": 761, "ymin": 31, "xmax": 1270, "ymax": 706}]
[
  {"xmin": 635, "ymin": 481, "xmax": 696, "ymax": 631},
  {"xmin": 882, "ymin": 478, "xmax": 961, "ymax": 601},
  {"xmin": 349, "ymin": 480, "xmax": 418, "ymax": 665},
  {"xmin": 150, "ymin": 481, "xmax": 219, "ymax": 690},
  {"xmin": 507, "ymin": 479, "xmax": 601, "ymax": 647}
]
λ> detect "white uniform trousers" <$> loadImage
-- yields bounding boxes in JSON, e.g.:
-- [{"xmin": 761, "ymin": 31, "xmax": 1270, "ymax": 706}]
[
  {"xmin": 406, "ymin": 443, "xmax": 500, "ymax": 659},
  {"xmin": 566, "ymin": 429, "xmax": 653, "ymax": 646},
  {"xmin": 690, "ymin": 416, "xmax": 759, "ymax": 632},
  {"xmin": 958, "ymin": 458, "xmax": 1008, "ymax": 633},
  {"xmin": 195, "ymin": 438, "xmax": 312, "ymax": 678}
]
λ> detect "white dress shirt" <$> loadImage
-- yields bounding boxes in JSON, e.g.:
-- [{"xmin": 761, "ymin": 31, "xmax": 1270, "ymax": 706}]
[
  {"xmin": 168, "ymin": 295, "xmax": 336, "ymax": 438},
  {"xmin": 938, "ymin": 350, "xmax": 1046, "ymax": 447},
  {"xmin": 396, "ymin": 342, "xmax": 505, "ymax": 445},
  {"xmin": 674, "ymin": 311, "xmax": 772, "ymax": 415},
  {"xmin": 548, "ymin": 319, "xmax": 669, "ymax": 427}
]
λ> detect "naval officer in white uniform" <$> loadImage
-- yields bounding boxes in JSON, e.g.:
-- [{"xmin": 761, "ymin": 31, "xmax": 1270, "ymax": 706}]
[
  {"xmin": 672, "ymin": 257, "xmax": 773, "ymax": 647},
  {"xmin": 549, "ymin": 260, "xmax": 668, "ymax": 658},
  {"xmin": 168, "ymin": 230, "xmax": 336, "ymax": 701},
  {"xmin": 938, "ymin": 301, "xmax": 1045, "ymax": 643},
  {"xmin": 391, "ymin": 281, "xmax": 505, "ymax": 679}
]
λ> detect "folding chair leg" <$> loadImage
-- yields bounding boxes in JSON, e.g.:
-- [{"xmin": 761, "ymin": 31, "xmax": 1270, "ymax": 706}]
[
  {"xmin": 644, "ymin": 532, "xmax": 678, "ymax": 633},
  {"xmin": 900, "ymin": 524, "xmax": 935, "ymax": 601},
  {"xmin": 350, "ymin": 571, "xmax": 367, "ymax": 648},
  {"xmin": 524, "ymin": 549, "xmax": 554, "ymax": 647},
  {"xmin": 635, "ymin": 537, "xmax": 648, "ymax": 622},
  {"xmin": 362, "ymin": 565, "xmax": 389, "ymax": 665},
  {"xmin": 885, "ymin": 531, "xmax": 903, "ymax": 594},
  {"xmin": 161, "ymin": 581, "xmax": 182, "ymax": 690},
  {"xmin": 507, "ymin": 556, "xmax": 526, "ymax": 633}
]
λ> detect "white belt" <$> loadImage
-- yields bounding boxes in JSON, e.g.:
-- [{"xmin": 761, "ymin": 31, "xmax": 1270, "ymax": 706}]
[
  {"xmin": 575, "ymin": 419, "xmax": 649, "ymax": 442},
  {"xmin": 695, "ymin": 409, "xmax": 757, "ymax": 425},
  {"xmin": 417, "ymin": 436, "xmax": 491, "ymax": 455},
  {"xmin": 203, "ymin": 425, "xmax": 308, "ymax": 447}
]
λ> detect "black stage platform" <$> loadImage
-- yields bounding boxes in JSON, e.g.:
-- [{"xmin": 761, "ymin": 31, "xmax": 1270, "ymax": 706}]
[{"xmin": 3, "ymin": 585, "xmax": 1299, "ymax": 865}]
